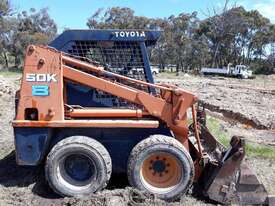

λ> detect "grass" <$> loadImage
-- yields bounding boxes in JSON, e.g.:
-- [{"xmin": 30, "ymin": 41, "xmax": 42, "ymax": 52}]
[
  {"xmin": 206, "ymin": 116, "xmax": 275, "ymax": 160},
  {"xmin": 245, "ymin": 144, "xmax": 275, "ymax": 159},
  {"xmin": 206, "ymin": 116, "xmax": 230, "ymax": 147}
]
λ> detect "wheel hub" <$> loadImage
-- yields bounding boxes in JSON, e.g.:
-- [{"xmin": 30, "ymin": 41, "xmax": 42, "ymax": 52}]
[
  {"xmin": 150, "ymin": 157, "xmax": 169, "ymax": 176},
  {"xmin": 141, "ymin": 152, "xmax": 182, "ymax": 189},
  {"xmin": 64, "ymin": 154, "xmax": 94, "ymax": 182}
]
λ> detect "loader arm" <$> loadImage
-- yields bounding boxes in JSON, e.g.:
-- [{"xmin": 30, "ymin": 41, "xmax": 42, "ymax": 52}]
[
  {"xmin": 61, "ymin": 54, "xmax": 197, "ymax": 145},
  {"xmin": 62, "ymin": 65, "xmax": 196, "ymax": 147}
]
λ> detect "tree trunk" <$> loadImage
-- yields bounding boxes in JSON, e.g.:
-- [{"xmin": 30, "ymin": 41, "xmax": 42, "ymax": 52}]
[
  {"xmin": 212, "ymin": 42, "xmax": 220, "ymax": 67},
  {"xmin": 3, "ymin": 52, "xmax": 9, "ymax": 68},
  {"xmin": 176, "ymin": 63, "xmax": 179, "ymax": 73},
  {"xmin": 181, "ymin": 61, "xmax": 184, "ymax": 72},
  {"xmin": 15, "ymin": 55, "xmax": 21, "ymax": 68},
  {"xmin": 247, "ymin": 46, "xmax": 251, "ymax": 65}
]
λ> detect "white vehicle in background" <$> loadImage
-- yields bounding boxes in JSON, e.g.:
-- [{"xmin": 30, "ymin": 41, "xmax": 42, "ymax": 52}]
[
  {"xmin": 201, "ymin": 64, "xmax": 253, "ymax": 79},
  {"xmin": 230, "ymin": 65, "xmax": 253, "ymax": 79},
  {"xmin": 130, "ymin": 65, "xmax": 160, "ymax": 76},
  {"xmin": 150, "ymin": 65, "xmax": 160, "ymax": 75}
]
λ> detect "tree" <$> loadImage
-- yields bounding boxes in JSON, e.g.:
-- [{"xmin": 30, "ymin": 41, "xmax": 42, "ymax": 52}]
[
  {"xmin": 160, "ymin": 12, "xmax": 202, "ymax": 71},
  {"xmin": 10, "ymin": 8, "xmax": 57, "ymax": 67},
  {"xmin": 0, "ymin": 5, "xmax": 57, "ymax": 69},
  {"xmin": 0, "ymin": 0, "xmax": 12, "ymax": 68},
  {"xmin": 0, "ymin": 0, "xmax": 11, "ymax": 18},
  {"xmin": 87, "ymin": 7, "xmax": 164, "ymax": 30},
  {"xmin": 197, "ymin": 2, "xmax": 274, "ymax": 72}
]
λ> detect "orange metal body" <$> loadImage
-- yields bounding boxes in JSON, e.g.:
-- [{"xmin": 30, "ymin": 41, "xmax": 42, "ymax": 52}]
[
  {"xmin": 13, "ymin": 119, "xmax": 159, "ymax": 128},
  {"xmin": 13, "ymin": 45, "xmax": 202, "ymax": 175},
  {"xmin": 16, "ymin": 46, "xmax": 64, "ymax": 121},
  {"xmin": 67, "ymin": 108, "xmax": 147, "ymax": 118}
]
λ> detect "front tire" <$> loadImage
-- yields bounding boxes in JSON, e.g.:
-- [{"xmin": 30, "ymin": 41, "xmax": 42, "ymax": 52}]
[
  {"xmin": 45, "ymin": 136, "xmax": 112, "ymax": 197},
  {"xmin": 127, "ymin": 135, "xmax": 194, "ymax": 201}
]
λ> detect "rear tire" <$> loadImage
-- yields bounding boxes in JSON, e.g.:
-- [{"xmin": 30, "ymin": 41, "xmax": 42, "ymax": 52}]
[
  {"xmin": 45, "ymin": 136, "xmax": 112, "ymax": 197},
  {"xmin": 127, "ymin": 135, "xmax": 194, "ymax": 201}
]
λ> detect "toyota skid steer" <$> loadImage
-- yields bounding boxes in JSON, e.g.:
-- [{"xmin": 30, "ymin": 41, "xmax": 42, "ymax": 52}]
[{"xmin": 12, "ymin": 30, "xmax": 273, "ymax": 205}]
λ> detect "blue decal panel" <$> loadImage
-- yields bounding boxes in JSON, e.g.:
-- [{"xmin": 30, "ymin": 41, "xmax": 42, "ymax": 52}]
[{"xmin": 32, "ymin": 85, "xmax": 49, "ymax": 96}]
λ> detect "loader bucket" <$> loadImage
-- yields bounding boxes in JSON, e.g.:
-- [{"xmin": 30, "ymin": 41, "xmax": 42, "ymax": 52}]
[{"xmin": 199, "ymin": 126, "xmax": 272, "ymax": 205}]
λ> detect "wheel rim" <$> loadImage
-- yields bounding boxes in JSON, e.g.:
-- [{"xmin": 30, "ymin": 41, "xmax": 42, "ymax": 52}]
[
  {"xmin": 140, "ymin": 152, "xmax": 182, "ymax": 193},
  {"xmin": 59, "ymin": 153, "xmax": 96, "ymax": 187}
]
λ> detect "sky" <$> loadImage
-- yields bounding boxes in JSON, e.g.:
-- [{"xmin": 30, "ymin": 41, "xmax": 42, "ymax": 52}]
[{"xmin": 11, "ymin": 0, "xmax": 275, "ymax": 33}]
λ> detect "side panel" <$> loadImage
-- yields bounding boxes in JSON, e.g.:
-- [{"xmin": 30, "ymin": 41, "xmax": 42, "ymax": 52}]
[
  {"xmin": 14, "ymin": 126, "xmax": 171, "ymax": 174},
  {"xmin": 16, "ymin": 46, "xmax": 64, "ymax": 121},
  {"xmin": 14, "ymin": 127, "xmax": 52, "ymax": 165}
]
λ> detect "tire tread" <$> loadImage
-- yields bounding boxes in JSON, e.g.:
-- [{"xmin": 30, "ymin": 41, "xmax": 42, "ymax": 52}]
[
  {"xmin": 45, "ymin": 135, "xmax": 112, "ymax": 196},
  {"xmin": 127, "ymin": 134, "xmax": 194, "ymax": 201}
]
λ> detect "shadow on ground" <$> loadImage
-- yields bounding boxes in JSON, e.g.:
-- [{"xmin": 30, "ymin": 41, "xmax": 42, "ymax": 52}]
[
  {"xmin": 0, "ymin": 150, "xmax": 60, "ymax": 199},
  {"xmin": 0, "ymin": 151, "xmax": 38, "ymax": 187}
]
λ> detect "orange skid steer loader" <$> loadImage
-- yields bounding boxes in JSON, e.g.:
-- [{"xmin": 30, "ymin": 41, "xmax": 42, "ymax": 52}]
[{"xmin": 13, "ymin": 30, "xmax": 274, "ymax": 205}]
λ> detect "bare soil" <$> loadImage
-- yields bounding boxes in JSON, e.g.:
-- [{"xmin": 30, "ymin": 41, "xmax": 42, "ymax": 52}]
[
  {"xmin": 0, "ymin": 74, "xmax": 274, "ymax": 205},
  {"xmin": 157, "ymin": 74, "xmax": 275, "ymax": 130}
]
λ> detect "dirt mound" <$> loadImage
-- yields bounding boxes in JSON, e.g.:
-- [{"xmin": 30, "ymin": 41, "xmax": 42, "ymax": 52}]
[
  {"xmin": 157, "ymin": 76, "xmax": 275, "ymax": 129},
  {"xmin": 0, "ymin": 75, "xmax": 17, "ymax": 96},
  {"xmin": 0, "ymin": 75, "xmax": 18, "ymax": 160}
]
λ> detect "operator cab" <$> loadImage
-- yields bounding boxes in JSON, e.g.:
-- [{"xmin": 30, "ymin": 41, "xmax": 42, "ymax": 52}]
[
  {"xmin": 234, "ymin": 65, "xmax": 253, "ymax": 79},
  {"xmin": 50, "ymin": 29, "xmax": 162, "ymax": 107}
]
